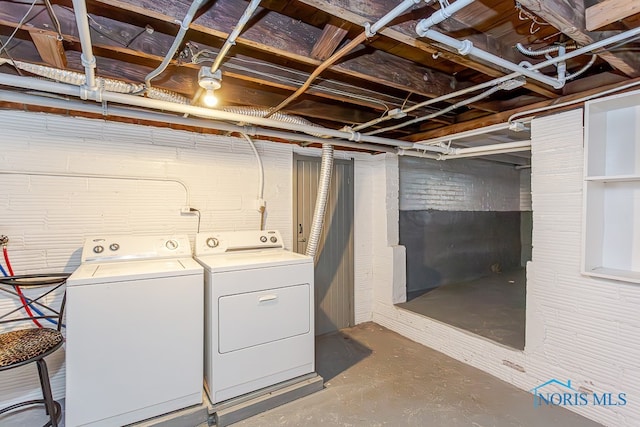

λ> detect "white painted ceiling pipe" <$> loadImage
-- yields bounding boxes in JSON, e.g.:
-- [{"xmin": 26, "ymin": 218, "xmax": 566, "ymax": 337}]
[
  {"xmin": 210, "ymin": 0, "xmax": 262, "ymax": 73},
  {"xmin": 452, "ymin": 140, "xmax": 531, "ymax": 155},
  {"xmin": 365, "ymin": 0, "xmax": 423, "ymax": 37},
  {"xmin": 0, "ymin": 88, "xmax": 397, "ymax": 153},
  {"xmin": 415, "ymin": 0, "xmax": 475, "ymax": 33},
  {"xmin": 420, "ymin": 29, "xmax": 564, "ymax": 89},
  {"xmin": 71, "ymin": 0, "xmax": 97, "ymax": 92}
]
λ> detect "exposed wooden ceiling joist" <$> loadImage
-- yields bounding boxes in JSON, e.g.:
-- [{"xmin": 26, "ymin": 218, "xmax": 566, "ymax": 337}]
[
  {"xmin": 586, "ymin": 0, "xmax": 640, "ymax": 31},
  {"xmin": 517, "ymin": 0, "xmax": 640, "ymax": 77}
]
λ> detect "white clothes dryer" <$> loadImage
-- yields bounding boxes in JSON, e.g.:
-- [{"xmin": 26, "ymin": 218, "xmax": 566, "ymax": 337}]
[
  {"xmin": 65, "ymin": 235, "xmax": 203, "ymax": 427},
  {"xmin": 194, "ymin": 230, "xmax": 314, "ymax": 404}
]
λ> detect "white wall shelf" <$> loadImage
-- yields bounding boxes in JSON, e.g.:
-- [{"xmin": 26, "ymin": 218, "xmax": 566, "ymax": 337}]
[{"xmin": 583, "ymin": 89, "xmax": 640, "ymax": 284}]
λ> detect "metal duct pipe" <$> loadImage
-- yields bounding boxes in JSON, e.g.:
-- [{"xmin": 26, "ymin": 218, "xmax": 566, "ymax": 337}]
[
  {"xmin": 210, "ymin": 0, "xmax": 261, "ymax": 73},
  {"xmin": 305, "ymin": 144, "xmax": 334, "ymax": 260},
  {"xmin": 0, "ymin": 89, "xmax": 397, "ymax": 153},
  {"xmin": 71, "ymin": 0, "xmax": 96, "ymax": 92},
  {"xmin": 145, "ymin": 0, "xmax": 209, "ymax": 88}
]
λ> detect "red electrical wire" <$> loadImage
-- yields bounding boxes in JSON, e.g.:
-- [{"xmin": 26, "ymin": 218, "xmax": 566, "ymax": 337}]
[{"xmin": 3, "ymin": 246, "xmax": 42, "ymax": 328}]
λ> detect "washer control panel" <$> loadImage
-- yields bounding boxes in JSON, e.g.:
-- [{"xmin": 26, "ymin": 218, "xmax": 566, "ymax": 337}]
[
  {"xmin": 82, "ymin": 234, "xmax": 192, "ymax": 262},
  {"xmin": 195, "ymin": 230, "xmax": 284, "ymax": 255}
]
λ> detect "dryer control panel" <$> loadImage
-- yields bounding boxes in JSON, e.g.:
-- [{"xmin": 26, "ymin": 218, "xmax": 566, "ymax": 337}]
[
  {"xmin": 195, "ymin": 230, "xmax": 284, "ymax": 255},
  {"xmin": 81, "ymin": 234, "xmax": 192, "ymax": 262}
]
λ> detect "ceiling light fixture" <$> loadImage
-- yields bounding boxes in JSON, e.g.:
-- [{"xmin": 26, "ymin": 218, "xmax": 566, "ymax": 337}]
[{"xmin": 198, "ymin": 67, "xmax": 222, "ymax": 108}]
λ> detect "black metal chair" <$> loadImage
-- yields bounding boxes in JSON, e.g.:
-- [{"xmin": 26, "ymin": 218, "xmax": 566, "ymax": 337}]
[{"xmin": 0, "ymin": 273, "xmax": 70, "ymax": 427}]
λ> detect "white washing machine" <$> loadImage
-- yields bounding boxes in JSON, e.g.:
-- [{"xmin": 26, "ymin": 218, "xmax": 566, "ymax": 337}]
[
  {"xmin": 65, "ymin": 235, "xmax": 204, "ymax": 427},
  {"xmin": 194, "ymin": 230, "xmax": 314, "ymax": 404}
]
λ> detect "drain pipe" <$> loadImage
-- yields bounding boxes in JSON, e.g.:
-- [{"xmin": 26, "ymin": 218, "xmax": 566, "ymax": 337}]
[
  {"xmin": 415, "ymin": 0, "xmax": 564, "ymax": 89},
  {"xmin": 71, "ymin": 0, "xmax": 96, "ymax": 95},
  {"xmin": 145, "ymin": 0, "xmax": 209, "ymax": 89},
  {"xmin": 305, "ymin": 144, "xmax": 334, "ymax": 260}
]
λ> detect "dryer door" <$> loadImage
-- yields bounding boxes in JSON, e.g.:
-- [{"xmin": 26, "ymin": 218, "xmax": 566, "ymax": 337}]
[{"xmin": 218, "ymin": 283, "xmax": 310, "ymax": 353}]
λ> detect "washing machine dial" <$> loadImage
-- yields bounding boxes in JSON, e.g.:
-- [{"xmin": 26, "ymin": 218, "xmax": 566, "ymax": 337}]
[
  {"xmin": 93, "ymin": 245, "xmax": 104, "ymax": 254},
  {"xmin": 165, "ymin": 239, "xmax": 179, "ymax": 250},
  {"xmin": 206, "ymin": 237, "xmax": 219, "ymax": 248},
  {"xmin": 270, "ymin": 236, "xmax": 278, "ymax": 243},
  {"xmin": 109, "ymin": 243, "xmax": 120, "ymax": 251},
  {"xmin": 260, "ymin": 235, "xmax": 268, "ymax": 243}
]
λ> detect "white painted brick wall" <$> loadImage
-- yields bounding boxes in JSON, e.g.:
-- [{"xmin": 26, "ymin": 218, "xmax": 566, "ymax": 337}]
[
  {"xmin": 0, "ymin": 110, "xmax": 376, "ymax": 409},
  {"xmin": 0, "ymin": 111, "xmax": 293, "ymax": 406},
  {"xmin": 399, "ymin": 156, "xmax": 521, "ymax": 211},
  {"xmin": 371, "ymin": 110, "xmax": 640, "ymax": 426}
]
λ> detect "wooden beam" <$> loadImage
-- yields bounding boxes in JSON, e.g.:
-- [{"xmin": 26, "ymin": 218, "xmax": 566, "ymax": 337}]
[
  {"xmin": 586, "ymin": 0, "xmax": 640, "ymax": 30},
  {"xmin": 406, "ymin": 76, "xmax": 640, "ymax": 142},
  {"xmin": 28, "ymin": 30, "xmax": 67, "ymax": 68},
  {"xmin": 87, "ymin": 0, "xmax": 465, "ymax": 101},
  {"xmin": 310, "ymin": 21, "xmax": 349, "ymax": 60},
  {"xmin": 517, "ymin": 0, "xmax": 640, "ymax": 77}
]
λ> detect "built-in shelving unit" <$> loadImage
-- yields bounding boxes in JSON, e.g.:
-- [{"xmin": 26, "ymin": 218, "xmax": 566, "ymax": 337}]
[{"xmin": 583, "ymin": 89, "xmax": 640, "ymax": 284}]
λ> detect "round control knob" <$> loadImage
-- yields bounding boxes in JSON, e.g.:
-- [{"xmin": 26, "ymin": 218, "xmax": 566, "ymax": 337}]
[
  {"xmin": 206, "ymin": 237, "xmax": 219, "ymax": 248},
  {"xmin": 260, "ymin": 236, "xmax": 268, "ymax": 243},
  {"xmin": 165, "ymin": 239, "xmax": 179, "ymax": 250},
  {"xmin": 93, "ymin": 245, "xmax": 104, "ymax": 254},
  {"xmin": 109, "ymin": 243, "xmax": 120, "ymax": 251},
  {"xmin": 270, "ymin": 236, "xmax": 278, "ymax": 243}
]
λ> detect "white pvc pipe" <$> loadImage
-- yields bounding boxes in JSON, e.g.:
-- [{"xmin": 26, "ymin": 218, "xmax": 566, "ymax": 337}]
[
  {"xmin": 453, "ymin": 140, "xmax": 531, "ymax": 155},
  {"xmin": 71, "ymin": 0, "xmax": 96, "ymax": 91},
  {"xmin": 366, "ymin": 0, "xmax": 422, "ymax": 37},
  {"xmin": 145, "ymin": 0, "xmax": 209, "ymax": 88},
  {"xmin": 415, "ymin": 0, "xmax": 474, "ymax": 33},
  {"xmin": 210, "ymin": 0, "xmax": 261, "ymax": 73},
  {"xmin": 421, "ymin": 29, "xmax": 564, "ymax": 89}
]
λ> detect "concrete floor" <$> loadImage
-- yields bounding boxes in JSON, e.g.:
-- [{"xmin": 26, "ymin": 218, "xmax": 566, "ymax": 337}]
[
  {"xmin": 398, "ymin": 268, "xmax": 526, "ymax": 350},
  {"xmin": 235, "ymin": 323, "xmax": 600, "ymax": 427},
  {"xmin": 2, "ymin": 322, "xmax": 601, "ymax": 427}
]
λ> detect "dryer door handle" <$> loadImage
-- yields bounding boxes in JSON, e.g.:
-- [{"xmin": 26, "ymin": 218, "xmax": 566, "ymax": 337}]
[{"xmin": 258, "ymin": 294, "xmax": 278, "ymax": 303}]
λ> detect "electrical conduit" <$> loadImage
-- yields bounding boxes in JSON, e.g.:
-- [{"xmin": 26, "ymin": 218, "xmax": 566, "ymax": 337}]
[
  {"xmin": 239, "ymin": 133, "xmax": 266, "ymax": 230},
  {"xmin": 144, "ymin": 0, "xmax": 209, "ymax": 89},
  {"xmin": 210, "ymin": 0, "xmax": 261, "ymax": 74}
]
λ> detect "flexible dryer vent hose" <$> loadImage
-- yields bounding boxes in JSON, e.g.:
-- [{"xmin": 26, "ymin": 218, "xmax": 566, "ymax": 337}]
[{"xmin": 305, "ymin": 143, "xmax": 334, "ymax": 260}]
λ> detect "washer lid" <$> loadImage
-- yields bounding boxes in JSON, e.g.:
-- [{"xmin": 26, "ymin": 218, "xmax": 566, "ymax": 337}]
[
  {"xmin": 67, "ymin": 257, "xmax": 203, "ymax": 286},
  {"xmin": 195, "ymin": 249, "xmax": 312, "ymax": 272}
]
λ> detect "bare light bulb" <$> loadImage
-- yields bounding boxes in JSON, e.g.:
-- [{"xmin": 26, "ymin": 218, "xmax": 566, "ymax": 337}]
[{"xmin": 203, "ymin": 89, "xmax": 218, "ymax": 107}]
